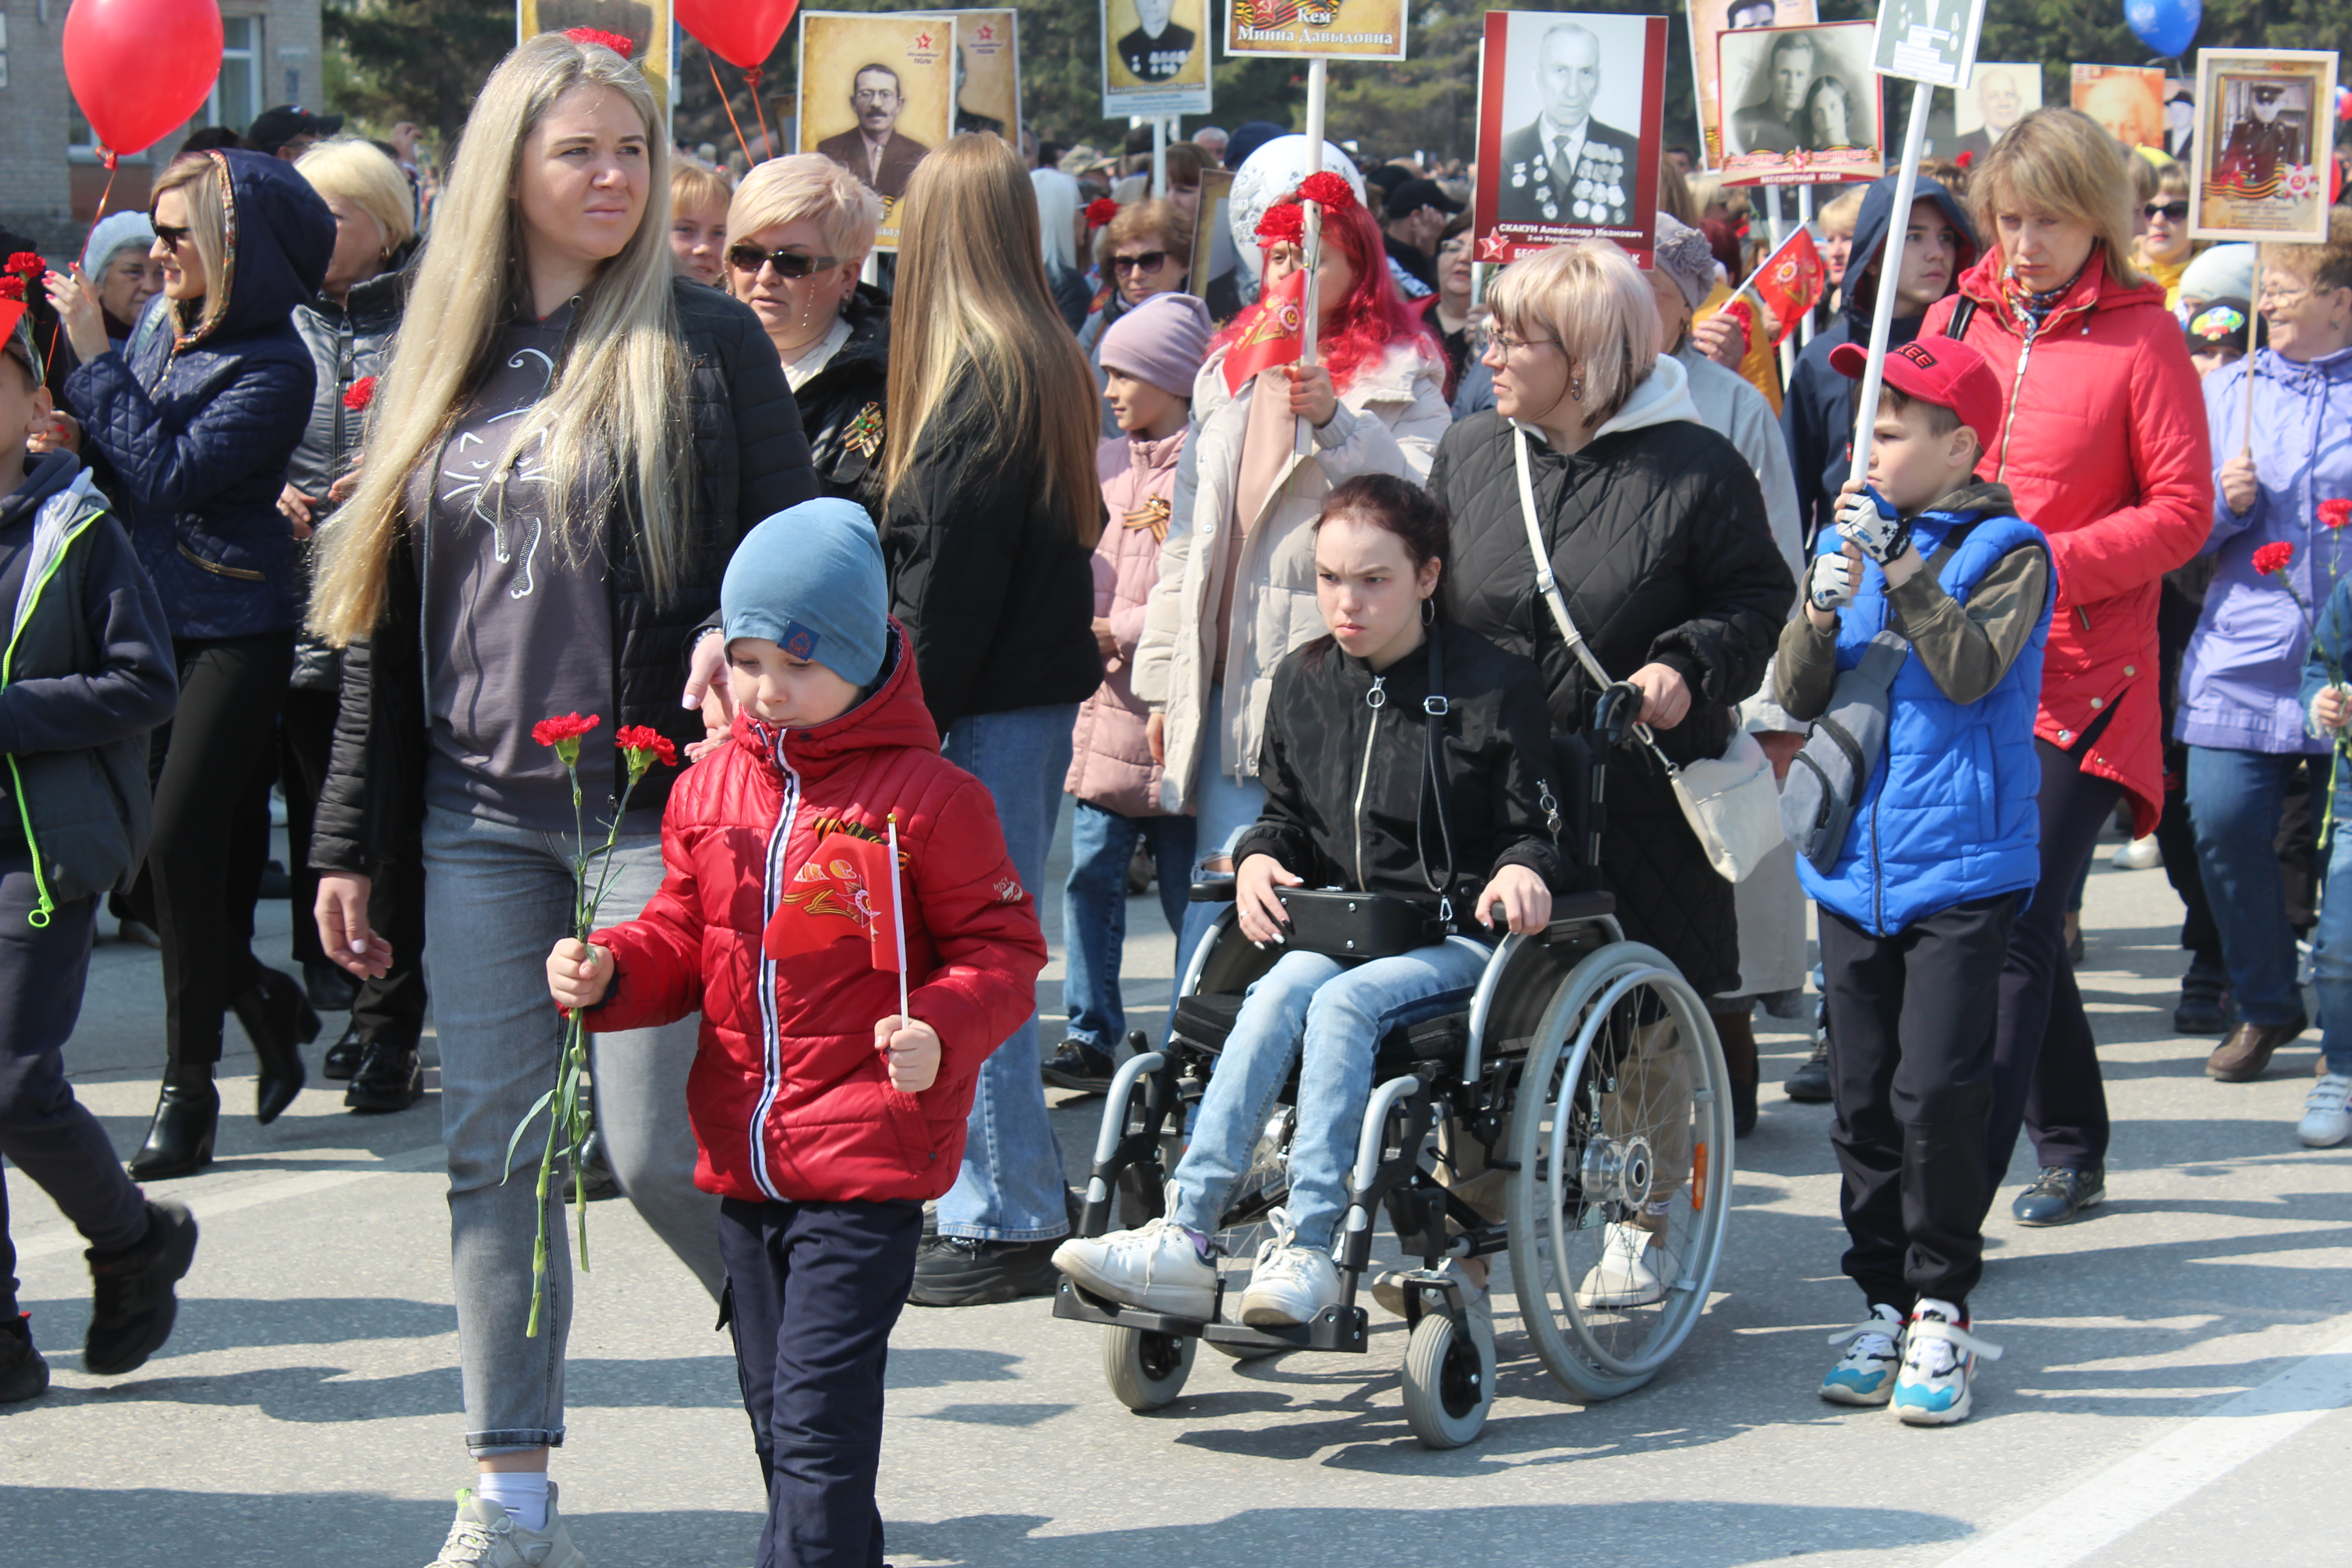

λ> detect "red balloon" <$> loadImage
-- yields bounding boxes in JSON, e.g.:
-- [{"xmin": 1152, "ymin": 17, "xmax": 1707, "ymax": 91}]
[
  {"xmin": 64, "ymin": 0, "xmax": 224, "ymax": 156},
  {"xmin": 676, "ymin": 0, "xmax": 800, "ymax": 71}
]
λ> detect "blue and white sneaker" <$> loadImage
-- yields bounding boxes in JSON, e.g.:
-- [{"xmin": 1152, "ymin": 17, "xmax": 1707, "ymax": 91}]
[
  {"xmin": 1820, "ymin": 1303, "xmax": 1906, "ymax": 1406},
  {"xmin": 1891, "ymin": 1298, "xmax": 2002, "ymax": 1426}
]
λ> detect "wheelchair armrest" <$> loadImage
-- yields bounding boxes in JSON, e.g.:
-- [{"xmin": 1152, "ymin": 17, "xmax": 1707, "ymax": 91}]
[{"xmin": 1188, "ymin": 880, "xmax": 1240, "ymax": 903}]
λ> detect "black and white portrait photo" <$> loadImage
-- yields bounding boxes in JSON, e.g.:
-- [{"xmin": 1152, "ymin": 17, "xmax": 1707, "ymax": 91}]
[
  {"xmin": 1716, "ymin": 21, "xmax": 1883, "ymax": 181},
  {"xmin": 1494, "ymin": 17, "xmax": 1647, "ymax": 228}
]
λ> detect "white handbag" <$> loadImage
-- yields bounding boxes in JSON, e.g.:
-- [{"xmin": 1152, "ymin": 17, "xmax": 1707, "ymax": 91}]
[{"xmin": 1512, "ymin": 426, "xmax": 1786, "ymax": 883}]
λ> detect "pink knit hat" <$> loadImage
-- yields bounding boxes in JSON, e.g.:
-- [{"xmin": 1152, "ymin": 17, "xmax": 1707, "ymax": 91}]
[{"xmin": 1098, "ymin": 293, "xmax": 1214, "ymax": 400}]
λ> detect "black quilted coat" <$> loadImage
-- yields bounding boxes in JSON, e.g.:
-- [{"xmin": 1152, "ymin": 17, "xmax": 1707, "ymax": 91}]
[
  {"xmin": 308, "ymin": 280, "xmax": 816, "ymax": 876},
  {"xmin": 794, "ymin": 282, "xmax": 889, "ymax": 517},
  {"xmin": 1431, "ymin": 409, "xmax": 1793, "ymax": 996}
]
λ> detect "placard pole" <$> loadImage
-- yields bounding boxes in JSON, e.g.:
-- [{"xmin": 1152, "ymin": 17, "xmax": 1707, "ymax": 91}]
[
  {"xmin": 1796, "ymin": 184, "xmax": 1817, "ymax": 348},
  {"xmin": 1848, "ymin": 78, "xmax": 1934, "ymax": 488},
  {"xmin": 1152, "ymin": 116, "xmax": 1168, "ymax": 197},
  {"xmin": 1294, "ymin": 58, "xmax": 1329, "ymax": 458}
]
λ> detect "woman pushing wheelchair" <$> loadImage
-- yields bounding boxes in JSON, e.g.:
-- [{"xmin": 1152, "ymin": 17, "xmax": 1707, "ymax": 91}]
[{"xmin": 1052, "ymin": 473, "xmax": 1567, "ymax": 1341}]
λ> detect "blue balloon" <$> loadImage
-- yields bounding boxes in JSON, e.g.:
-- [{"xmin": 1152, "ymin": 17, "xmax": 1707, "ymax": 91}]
[{"xmin": 2125, "ymin": 0, "xmax": 2200, "ymax": 59}]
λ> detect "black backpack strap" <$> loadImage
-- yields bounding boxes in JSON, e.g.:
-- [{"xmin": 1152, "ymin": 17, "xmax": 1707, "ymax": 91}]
[{"xmin": 1947, "ymin": 297, "xmax": 1980, "ymax": 342}]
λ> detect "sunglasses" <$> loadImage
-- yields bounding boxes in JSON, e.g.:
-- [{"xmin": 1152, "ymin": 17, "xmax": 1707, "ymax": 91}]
[
  {"xmin": 152, "ymin": 222, "xmax": 193, "ymax": 250},
  {"xmin": 1112, "ymin": 250, "xmax": 1173, "ymax": 275},
  {"xmin": 2143, "ymin": 201, "xmax": 2189, "ymax": 221},
  {"xmin": 726, "ymin": 244, "xmax": 839, "ymax": 278}
]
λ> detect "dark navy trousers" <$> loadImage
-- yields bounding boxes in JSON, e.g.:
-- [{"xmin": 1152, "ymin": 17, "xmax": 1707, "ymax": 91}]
[{"xmin": 718, "ymin": 1194, "xmax": 923, "ymax": 1568}]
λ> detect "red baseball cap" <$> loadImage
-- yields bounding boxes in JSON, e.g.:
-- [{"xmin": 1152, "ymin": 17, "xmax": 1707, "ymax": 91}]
[{"xmin": 1829, "ymin": 334, "xmax": 2003, "ymax": 455}]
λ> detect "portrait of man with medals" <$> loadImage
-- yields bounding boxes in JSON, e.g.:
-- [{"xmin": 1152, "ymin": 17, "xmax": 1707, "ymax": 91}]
[{"xmin": 1498, "ymin": 22, "xmax": 1642, "ymax": 227}]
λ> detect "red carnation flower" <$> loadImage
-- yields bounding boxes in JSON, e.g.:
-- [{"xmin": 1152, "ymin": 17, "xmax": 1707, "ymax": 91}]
[
  {"xmin": 2253, "ymin": 540, "xmax": 2296, "ymax": 576},
  {"xmin": 1956, "ymin": 150, "xmax": 1975, "ymax": 171},
  {"xmin": 3, "ymin": 253, "xmax": 44, "ymax": 279},
  {"xmin": 343, "ymin": 375, "xmax": 377, "ymax": 412},
  {"xmin": 614, "ymin": 724, "xmax": 678, "ymax": 775},
  {"xmin": 563, "ymin": 26, "xmax": 634, "ymax": 59},
  {"xmin": 0, "ymin": 277, "xmax": 21, "ymax": 303},
  {"xmin": 1295, "ymin": 172, "xmax": 1356, "ymax": 214},
  {"xmin": 2321, "ymin": 499, "xmax": 2352, "ymax": 531},
  {"xmin": 1255, "ymin": 202, "xmax": 1306, "ymax": 248},
  {"xmin": 1085, "ymin": 198, "xmax": 1121, "ymax": 231}
]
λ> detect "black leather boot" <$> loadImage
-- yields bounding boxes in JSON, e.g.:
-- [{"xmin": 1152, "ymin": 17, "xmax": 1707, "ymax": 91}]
[
  {"xmin": 127, "ymin": 1063, "xmax": 219, "ymax": 1180},
  {"xmin": 233, "ymin": 967, "xmax": 318, "ymax": 1125}
]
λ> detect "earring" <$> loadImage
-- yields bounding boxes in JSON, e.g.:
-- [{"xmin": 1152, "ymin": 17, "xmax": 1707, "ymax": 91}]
[
  {"xmin": 1569, "ymin": 374, "xmax": 1585, "ymax": 403},
  {"xmin": 1420, "ymin": 597, "xmax": 1436, "ymax": 626}
]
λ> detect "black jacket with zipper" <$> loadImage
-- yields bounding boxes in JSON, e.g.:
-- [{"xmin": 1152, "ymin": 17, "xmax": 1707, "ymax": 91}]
[
  {"xmin": 795, "ymin": 282, "xmax": 891, "ymax": 518},
  {"xmin": 309, "ymin": 279, "xmax": 817, "ymax": 877},
  {"xmin": 1233, "ymin": 620, "xmax": 1569, "ymax": 917}
]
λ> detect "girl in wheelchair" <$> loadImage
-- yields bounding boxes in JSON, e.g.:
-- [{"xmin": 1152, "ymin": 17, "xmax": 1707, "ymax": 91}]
[{"xmin": 1052, "ymin": 473, "xmax": 1568, "ymax": 1332}]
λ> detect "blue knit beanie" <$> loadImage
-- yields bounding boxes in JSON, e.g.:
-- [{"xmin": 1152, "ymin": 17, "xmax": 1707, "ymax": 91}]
[{"xmin": 720, "ymin": 499, "xmax": 889, "ymax": 687}]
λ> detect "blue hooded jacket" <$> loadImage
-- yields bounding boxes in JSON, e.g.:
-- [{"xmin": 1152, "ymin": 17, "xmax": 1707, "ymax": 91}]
[
  {"xmin": 65, "ymin": 150, "xmax": 335, "ymax": 640},
  {"xmin": 1778, "ymin": 176, "xmax": 1977, "ymax": 548}
]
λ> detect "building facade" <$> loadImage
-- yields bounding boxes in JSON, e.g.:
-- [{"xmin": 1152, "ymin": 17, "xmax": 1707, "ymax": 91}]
[{"xmin": 0, "ymin": 0, "xmax": 323, "ymax": 255}]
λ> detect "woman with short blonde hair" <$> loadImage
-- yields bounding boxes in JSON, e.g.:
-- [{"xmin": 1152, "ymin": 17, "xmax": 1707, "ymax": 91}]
[
  {"xmin": 295, "ymin": 136, "xmax": 417, "ymax": 254},
  {"xmin": 1927, "ymin": 104, "xmax": 2210, "ymax": 1227},
  {"xmin": 302, "ymin": 32, "xmax": 814, "ymax": 1558},
  {"xmin": 724, "ymin": 154, "xmax": 887, "ymax": 509},
  {"xmin": 667, "ymin": 157, "xmax": 733, "ymax": 285},
  {"xmin": 1484, "ymin": 240, "xmax": 1659, "ymax": 435}
]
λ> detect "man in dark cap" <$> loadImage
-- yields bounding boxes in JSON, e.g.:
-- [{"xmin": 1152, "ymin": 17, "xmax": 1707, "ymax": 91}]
[
  {"xmin": 247, "ymin": 105, "xmax": 344, "ymax": 162},
  {"xmin": 2216, "ymin": 80, "xmax": 2306, "ymax": 196},
  {"xmin": 1382, "ymin": 178, "xmax": 1460, "ymax": 294}
]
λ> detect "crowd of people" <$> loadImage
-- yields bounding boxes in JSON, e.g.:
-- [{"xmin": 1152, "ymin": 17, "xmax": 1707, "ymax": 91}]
[{"xmin": 0, "ymin": 25, "xmax": 2347, "ymax": 1568}]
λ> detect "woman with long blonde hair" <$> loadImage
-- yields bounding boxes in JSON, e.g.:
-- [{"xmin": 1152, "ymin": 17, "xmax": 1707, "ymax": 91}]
[
  {"xmin": 880, "ymin": 133, "xmax": 1106, "ymax": 1307},
  {"xmin": 302, "ymin": 32, "xmax": 813, "ymax": 1561}
]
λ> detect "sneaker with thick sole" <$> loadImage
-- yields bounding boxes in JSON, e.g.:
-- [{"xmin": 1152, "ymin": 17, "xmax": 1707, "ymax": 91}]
[
  {"xmin": 1575, "ymin": 1221, "xmax": 1678, "ymax": 1308},
  {"xmin": 0, "ymin": 1313, "xmax": 49, "ymax": 1402},
  {"xmin": 1785, "ymin": 1030, "xmax": 1832, "ymax": 1102},
  {"xmin": 427, "ymin": 1484, "xmax": 587, "ymax": 1568},
  {"xmin": 2011, "ymin": 1165, "xmax": 2104, "ymax": 1227},
  {"xmin": 1891, "ymin": 1299, "xmax": 2001, "ymax": 1426},
  {"xmin": 1819, "ymin": 1303, "xmax": 1906, "ymax": 1406},
  {"xmin": 910, "ymin": 1234, "xmax": 1064, "ymax": 1308},
  {"xmin": 1236, "ymin": 1215, "xmax": 1341, "ymax": 1328},
  {"xmin": 2299, "ymin": 1072, "xmax": 2352, "ymax": 1148},
  {"xmin": 84, "ymin": 1199, "xmax": 199, "ymax": 1377},
  {"xmin": 2173, "ymin": 965, "xmax": 2232, "ymax": 1036},
  {"xmin": 1051, "ymin": 1217, "xmax": 1216, "ymax": 1318}
]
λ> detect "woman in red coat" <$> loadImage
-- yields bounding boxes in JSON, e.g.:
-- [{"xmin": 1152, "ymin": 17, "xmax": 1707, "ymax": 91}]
[{"xmin": 1923, "ymin": 107, "xmax": 2214, "ymax": 1225}]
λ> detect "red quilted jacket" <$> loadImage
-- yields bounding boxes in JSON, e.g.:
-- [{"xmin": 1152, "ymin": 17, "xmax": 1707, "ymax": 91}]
[
  {"xmin": 1925, "ymin": 249, "xmax": 2213, "ymax": 834},
  {"xmin": 585, "ymin": 625, "xmax": 1048, "ymax": 1205}
]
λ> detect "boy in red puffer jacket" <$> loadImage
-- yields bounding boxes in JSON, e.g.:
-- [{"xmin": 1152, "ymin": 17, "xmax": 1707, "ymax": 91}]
[{"xmin": 545, "ymin": 498, "xmax": 1046, "ymax": 1568}]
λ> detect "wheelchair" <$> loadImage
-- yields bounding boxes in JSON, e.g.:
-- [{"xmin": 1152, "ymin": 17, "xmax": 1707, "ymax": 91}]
[{"xmin": 1051, "ymin": 875, "xmax": 1737, "ymax": 1449}]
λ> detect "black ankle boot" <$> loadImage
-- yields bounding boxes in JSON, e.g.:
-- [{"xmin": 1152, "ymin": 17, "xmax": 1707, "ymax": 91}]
[
  {"xmin": 233, "ymin": 967, "xmax": 318, "ymax": 1125},
  {"xmin": 127, "ymin": 1064, "xmax": 218, "ymax": 1180}
]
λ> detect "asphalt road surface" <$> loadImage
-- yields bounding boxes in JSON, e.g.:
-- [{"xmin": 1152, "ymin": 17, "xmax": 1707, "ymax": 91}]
[{"xmin": 5, "ymin": 814, "xmax": 2349, "ymax": 1567}]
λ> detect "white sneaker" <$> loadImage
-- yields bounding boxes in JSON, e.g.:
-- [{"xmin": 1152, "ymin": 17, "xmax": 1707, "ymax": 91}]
[
  {"xmin": 1236, "ymin": 1213, "xmax": 1342, "ymax": 1327},
  {"xmin": 2111, "ymin": 836, "xmax": 2161, "ymax": 870},
  {"xmin": 1820, "ymin": 1303, "xmax": 1906, "ymax": 1406},
  {"xmin": 1575, "ymin": 1221, "xmax": 1678, "ymax": 1308},
  {"xmin": 427, "ymin": 1485, "xmax": 587, "ymax": 1568},
  {"xmin": 1891, "ymin": 1299, "xmax": 2002, "ymax": 1426},
  {"xmin": 2299, "ymin": 1072, "xmax": 2352, "ymax": 1148},
  {"xmin": 1051, "ymin": 1216, "xmax": 1217, "ymax": 1318}
]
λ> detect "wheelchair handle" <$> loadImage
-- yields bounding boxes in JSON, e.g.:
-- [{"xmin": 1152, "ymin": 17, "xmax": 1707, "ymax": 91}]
[{"xmin": 1188, "ymin": 879, "xmax": 1240, "ymax": 903}]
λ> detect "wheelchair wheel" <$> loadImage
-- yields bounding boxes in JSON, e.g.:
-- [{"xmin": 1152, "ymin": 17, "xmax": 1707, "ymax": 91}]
[
  {"xmin": 1103, "ymin": 1325, "xmax": 1196, "ymax": 1411},
  {"xmin": 1400, "ymin": 1312, "xmax": 1495, "ymax": 1449},
  {"xmin": 1504, "ymin": 941, "xmax": 1734, "ymax": 1403}
]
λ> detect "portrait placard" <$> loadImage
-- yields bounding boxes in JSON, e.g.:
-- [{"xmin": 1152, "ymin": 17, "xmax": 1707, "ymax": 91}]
[
  {"xmin": 1188, "ymin": 167, "xmax": 1237, "ymax": 308},
  {"xmin": 1870, "ymin": 0, "xmax": 1984, "ymax": 91},
  {"xmin": 1950, "ymin": 60, "xmax": 2038, "ymax": 161},
  {"xmin": 2071, "ymin": 64, "xmax": 2166, "ymax": 154},
  {"xmin": 1103, "ymin": 0, "xmax": 1211, "ymax": 116},
  {"xmin": 1687, "ymin": 0, "xmax": 1815, "ymax": 170},
  {"xmin": 1472, "ymin": 11, "xmax": 1667, "ymax": 266},
  {"xmin": 1222, "ymin": 0, "xmax": 1407, "ymax": 64},
  {"xmin": 907, "ymin": 10, "xmax": 1021, "ymax": 141},
  {"xmin": 519, "ymin": 0, "xmax": 672, "ymax": 118},
  {"xmin": 2190, "ymin": 49, "xmax": 2339, "ymax": 244},
  {"xmin": 799, "ymin": 12, "xmax": 957, "ymax": 250},
  {"xmin": 1716, "ymin": 21, "xmax": 1884, "ymax": 186}
]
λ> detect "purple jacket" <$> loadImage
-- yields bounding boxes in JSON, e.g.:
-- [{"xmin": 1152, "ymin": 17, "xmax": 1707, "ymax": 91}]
[{"xmin": 2177, "ymin": 344, "xmax": 2352, "ymax": 755}]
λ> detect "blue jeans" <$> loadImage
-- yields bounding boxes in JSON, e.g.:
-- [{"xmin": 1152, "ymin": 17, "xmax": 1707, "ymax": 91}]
[
  {"xmin": 2310, "ymin": 783, "xmax": 2352, "ymax": 1075},
  {"xmin": 937, "ymin": 706, "xmax": 1078, "ymax": 1243},
  {"xmin": 1171, "ymin": 683, "xmax": 1268, "ymax": 995},
  {"xmin": 2187, "ymin": 746, "xmax": 2314, "ymax": 1028},
  {"xmin": 422, "ymin": 805, "xmax": 720, "ymax": 1455},
  {"xmin": 1168, "ymin": 939, "xmax": 1491, "ymax": 1252},
  {"xmin": 1062, "ymin": 800, "xmax": 1196, "ymax": 1051}
]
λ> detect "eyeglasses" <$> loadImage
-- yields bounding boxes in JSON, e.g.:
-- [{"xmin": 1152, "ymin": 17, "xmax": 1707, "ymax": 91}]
[
  {"xmin": 152, "ymin": 222, "xmax": 193, "ymax": 250},
  {"xmin": 1111, "ymin": 251, "xmax": 1173, "ymax": 274},
  {"xmin": 2257, "ymin": 281, "xmax": 2312, "ymax": 306},
  {"xmin": 2143, "ymin": 201, "xmax": 2189, "ymax": 221},
  {"xmin": 726, "ymin": 244, "xmax": 840, "ymax": 278},
  {"xmin": 1489, "ymin": 331, "xmax": 1561, "ymax": 356}
]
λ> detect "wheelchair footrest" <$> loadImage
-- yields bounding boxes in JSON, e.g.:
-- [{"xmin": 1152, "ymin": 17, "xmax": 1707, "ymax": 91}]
[{"xmin": 1052, "ymin": 1280, "xmax": 1369, "ymax": 1353}]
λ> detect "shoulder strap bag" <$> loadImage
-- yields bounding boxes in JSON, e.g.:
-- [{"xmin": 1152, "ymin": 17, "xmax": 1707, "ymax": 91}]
[{"xmin": 1512, "ymin": 426, "xmax": 1785, "ymax": 883}]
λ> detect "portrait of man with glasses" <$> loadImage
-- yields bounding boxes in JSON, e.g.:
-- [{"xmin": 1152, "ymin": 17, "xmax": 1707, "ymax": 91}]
[{"xmin": 816, "ymin": 63, "xmax": 934, "ymax": 201}]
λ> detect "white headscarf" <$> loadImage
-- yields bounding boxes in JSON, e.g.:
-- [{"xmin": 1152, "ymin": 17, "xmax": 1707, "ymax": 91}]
[{"xmin": 1031, "ymin": 167, "xmax": 1082, "ymax": 273}]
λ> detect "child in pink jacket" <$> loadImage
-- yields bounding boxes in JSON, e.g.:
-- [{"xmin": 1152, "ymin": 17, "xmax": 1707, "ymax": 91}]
[{"xmin": 1046, "ymin": 294, "xmax": 1214, "ymax": 1090}]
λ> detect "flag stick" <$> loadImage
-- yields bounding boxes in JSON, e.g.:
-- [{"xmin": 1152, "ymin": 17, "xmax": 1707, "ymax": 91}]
[
  {"xmin": 887, "ymin": 812, "xmax": 909, "ymax": 1027},
  {"xmin": 2241, "ymin": 304, "xmax": 2258, "ymax": 458},
  {"xmin": 1765, "ymin": 185, "xmax": 1796, "ymax": 385},
  {"xmin": 1848, "ymin": 79, "xmax": 1935, "ymax": 488}
]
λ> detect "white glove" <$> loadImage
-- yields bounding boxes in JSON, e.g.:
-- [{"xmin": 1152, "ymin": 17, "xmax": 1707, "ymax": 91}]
[
  {"xmin": 1835, "ymin": 486, "xmax": 1911, "ymax": 565},
  {"xmin": 1808, "ymin": 552, "xmax": 1857, "ymax": 612}
]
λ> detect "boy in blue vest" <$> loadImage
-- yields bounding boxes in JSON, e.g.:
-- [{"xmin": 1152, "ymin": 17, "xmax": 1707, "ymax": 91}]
[{"xmin": 1774, "ymin": 334, "xmax": 2053, "ymax": 1426}]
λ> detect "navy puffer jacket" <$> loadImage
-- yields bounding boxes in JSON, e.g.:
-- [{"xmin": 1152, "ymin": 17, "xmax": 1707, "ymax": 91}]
[{"xmin": 65, "ymin": 151, "xmax": 335, "ymax": 640}]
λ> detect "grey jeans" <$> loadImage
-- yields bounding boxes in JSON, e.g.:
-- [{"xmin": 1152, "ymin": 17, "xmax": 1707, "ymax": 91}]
[{"xmin": 422, "ymin": 805, "xmax": 720, "ymax": 1456}]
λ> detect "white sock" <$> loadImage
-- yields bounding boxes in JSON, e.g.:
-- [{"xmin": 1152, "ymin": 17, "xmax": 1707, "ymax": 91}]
[{"xmin": 475, "ymin": 1472, "xmax": 549, "ymax": 1532}]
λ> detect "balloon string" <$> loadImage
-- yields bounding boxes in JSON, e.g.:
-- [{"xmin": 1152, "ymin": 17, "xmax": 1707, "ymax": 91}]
[
  {"xmin": 45, "ymin": 160, "xmax": 120, "ymax": 379},
  {"xmin": 745, "ymin": 68, "xmax": 774, "ymax": 163},
  {"xmin": 708, "ymin": 57, "xmax": 755, "ymax": 163}
]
